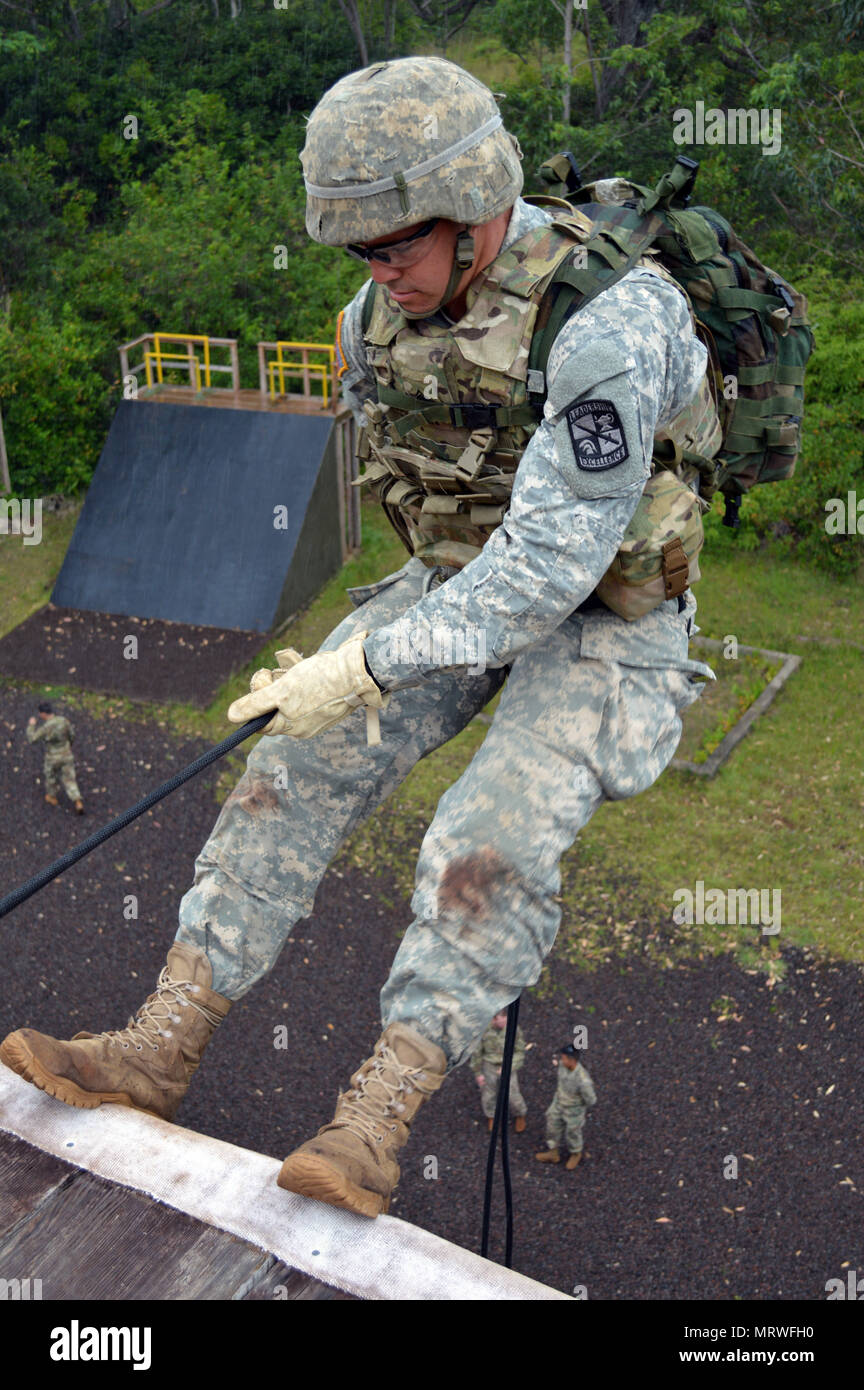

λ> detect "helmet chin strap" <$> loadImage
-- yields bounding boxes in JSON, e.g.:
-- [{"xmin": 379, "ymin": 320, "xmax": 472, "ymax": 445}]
[{"xmin": 396, "ymin": 227, "xmax": 476, "ymax": 321}]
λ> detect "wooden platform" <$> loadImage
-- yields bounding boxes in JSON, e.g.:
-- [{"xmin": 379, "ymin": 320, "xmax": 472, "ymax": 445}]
[
  {"xmin": 0, "ymin": 1130, "xmax": 353, "ymax": 1301},
  {"xmin": 0, "ymin": 1066, "xmax": 570, "ymax": 1301},
  {"xmin": 137, "ymin": 386, "xmax": 343, "ymax": 417}
]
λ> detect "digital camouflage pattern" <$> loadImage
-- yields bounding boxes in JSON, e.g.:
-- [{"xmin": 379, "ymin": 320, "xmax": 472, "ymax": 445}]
[
  {"xmin": 470, "ymin": 1019, "xmax": 527, "ymax": 1077},
  {"xmin": 479, "ymin": 1074, "xmax": 527, "ymax": 1122},
  {"xmin": 545, "ymin": 1060, "xmax": 596, "ymax": 1153},
  {"xmin": 175, "ymin": 145, "xmax": 717, "ymax": 1078},
  {"xmin": 471, "ymin": 1019, "xmax": 527, "ymax": 1120},
  {"xmin": 26, "ymin": 715, "xmax": 81, "ymax": 802},
  {"xmin": 177, "ymin": 556, "xmax": 707, "ymax": 1068},
  {"xmin": 300, "ymin": 57, "xmax": 523, "ymax": 246}
]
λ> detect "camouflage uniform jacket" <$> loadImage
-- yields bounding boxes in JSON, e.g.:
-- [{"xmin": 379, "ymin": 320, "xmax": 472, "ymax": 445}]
[
  {"xmin": 26, "ymin": 715, "xmax": 75, "ymax": 759},
  {"xmin": 337, "ymin": 198, "xmax": 715, "ymax": 692},
  {"xmin": 470, "ymin": 1022, "xmax": 527, "ymax": 1076},
  {"xmin": 555, "ymin": 1061, "xmax": 596, "ymax": 1113}
]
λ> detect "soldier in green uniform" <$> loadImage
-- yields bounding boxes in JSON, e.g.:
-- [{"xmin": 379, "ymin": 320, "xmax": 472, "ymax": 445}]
[
  {"xmin": 535, "ymin": 1043, "xmax": 596, "ymax": 1170},
  {"xmin": 470, "ymin": 1010, "xmax": 528, "ymax": 1132},
  {"xmin": 26, "ymin": 703, "xmax": 84, "ymax": 815}
]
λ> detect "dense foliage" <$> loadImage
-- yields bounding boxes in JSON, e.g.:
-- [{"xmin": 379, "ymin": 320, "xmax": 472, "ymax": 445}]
[{"xmin": 0, "ymin": 0, "xmax": 861, "ymax": 576}]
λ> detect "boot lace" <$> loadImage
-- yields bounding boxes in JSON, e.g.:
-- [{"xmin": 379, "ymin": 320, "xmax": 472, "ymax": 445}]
[
  {"xmin": 95, "ymin": 966, "xmax": 223, "ymax": 1054},
  {"xmin": 330, "ymin": 1045, "xmax": 438, "ymax": 1147}
]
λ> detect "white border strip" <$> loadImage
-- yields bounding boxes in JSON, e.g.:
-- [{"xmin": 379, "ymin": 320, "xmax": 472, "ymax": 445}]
[{"xmin": 0, "ymin": 1068, "xmax": 569, "ymax": 1301}]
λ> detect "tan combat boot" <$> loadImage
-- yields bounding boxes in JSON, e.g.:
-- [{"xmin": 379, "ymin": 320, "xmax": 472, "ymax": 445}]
[
  {"xmin": 565, "ymin": 1151, "xmax": 583, "ymax": 1170},
  {"xmin": 534, "ymin": 1146, "xmax": 561, "ymax": 1164},
  {"xmin": 514, "ymin": 1115, "xmax": 527, "ymax": 1133},
  {"xmin": 277, "ymin": 1021, "xmax": 446, "ymax": 1218},
  {"xmin": 44, "ymin": 794, "xmax": 59, "ymax": 807},
  {"xmin": 73, "ymin": 799, "xmax": 85, "ymax": 815},
  {"xmin": 0, "ymin": 942, "xmax": 231, "ymax": 1122}
]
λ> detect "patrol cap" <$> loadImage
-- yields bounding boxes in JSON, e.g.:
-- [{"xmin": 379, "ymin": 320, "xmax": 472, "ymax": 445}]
[
  {"xmin": 560, "ymin": 1043, "xmax": 581, "ymax": 1058},
  {"xmin": 301, "ymin": 56, "xmax": 523, "ymax": 246},
  {"xmin": 38, "ymin": 702, "xmax": 53, "ymax": 713}
]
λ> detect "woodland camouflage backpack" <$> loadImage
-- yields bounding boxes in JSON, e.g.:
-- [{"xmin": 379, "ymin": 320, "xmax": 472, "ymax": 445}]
[{"xmin": 530, "ymin": 153, "xmax": 814, "ymax": 526}]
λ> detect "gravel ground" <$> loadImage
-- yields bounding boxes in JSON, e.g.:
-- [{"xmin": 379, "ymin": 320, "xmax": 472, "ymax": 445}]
[
  {"xmin": 2, "ymin": 687, "xmax": 862, "ymax": 1300},
  {"xmin": 0, "ymin": 605, "xmax": 265, "ymax": 705}
]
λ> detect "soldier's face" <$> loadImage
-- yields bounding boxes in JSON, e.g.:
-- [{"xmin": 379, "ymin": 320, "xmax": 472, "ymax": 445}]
[{"xmin": 362, "ymin": 220, "xmax": 465, "ymax": 314}]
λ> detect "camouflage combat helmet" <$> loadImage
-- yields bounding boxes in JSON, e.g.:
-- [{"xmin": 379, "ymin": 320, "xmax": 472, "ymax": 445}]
[
  {"xmin": 301, "ymin": 56, "xmax": 523, "ymax": 315},
  {"xmin": 301, "ymin": 56, "xmax": 523, "ymax": 243}
]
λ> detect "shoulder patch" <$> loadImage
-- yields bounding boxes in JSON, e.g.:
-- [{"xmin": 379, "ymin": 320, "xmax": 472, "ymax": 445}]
[{"xmin": 565, "ymin": 399, "xmax": 629, "ymax": 471}]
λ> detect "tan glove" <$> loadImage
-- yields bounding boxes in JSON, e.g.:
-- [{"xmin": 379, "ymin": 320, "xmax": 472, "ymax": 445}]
[{"xmin": 227, "ymin": 631, "xmax": 389, "ymax": 746}]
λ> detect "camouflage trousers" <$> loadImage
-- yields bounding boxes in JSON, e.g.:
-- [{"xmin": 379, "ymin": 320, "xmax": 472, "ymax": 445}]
[
  {"xmin": 177, "ymin": 557, "xmax": 707, "ymax": 1070},
  {"xmin": 545, "ymin": 1098, "xmax": 589, "ymax": 1154},
  {"xmin": 479, "ymin": 1072, "xmax": 527, "ymax": 1120},
  {"xmin": 43, "ymin": 755, "xmax": 81, "ymax": 802}
]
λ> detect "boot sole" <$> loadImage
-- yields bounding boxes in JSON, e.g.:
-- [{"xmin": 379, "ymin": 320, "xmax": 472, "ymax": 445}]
[
  {"xmin": 0, "ymin": 1033, "xmax": 166, "ymax": 1121},
  {"xmin": 276, "ymin": 1153, "xmax": 388, "ymax": 1219}
]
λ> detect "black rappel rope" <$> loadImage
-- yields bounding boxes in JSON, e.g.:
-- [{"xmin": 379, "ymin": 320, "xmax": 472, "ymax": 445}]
[
  {"xmin": 3, "ymin": 702, "xmax": 522, "ymax": 1271},
  {"xmin": 481, "ymin": 995, "xmax": 521, "ymax": 1268},
  {"xmin": 0, "ymin": 714, "xmax": 271, "ymax": 920},
  {"xmin": 422, "ymin": 562, "xmax": 521, "ymax": 1270}
]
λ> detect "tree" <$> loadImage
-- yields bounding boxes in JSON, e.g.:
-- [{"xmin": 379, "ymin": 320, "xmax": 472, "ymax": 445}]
[{"xmin": 336, "ymin": 0, "xmax": 368, "ymax": 65}]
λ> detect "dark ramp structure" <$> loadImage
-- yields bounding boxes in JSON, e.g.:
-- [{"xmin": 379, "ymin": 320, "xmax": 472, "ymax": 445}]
[
  {"xmin": 0, "ymin": 395, "xmax": 355, "ymax": 704},
  {"xmin": 52, "ymin": 400, "xmax": 343, "ymax": 633}
]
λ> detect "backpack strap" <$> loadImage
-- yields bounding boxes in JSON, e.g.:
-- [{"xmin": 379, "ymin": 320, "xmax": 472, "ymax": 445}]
[
  {"xmin": 361, "ymin": 277, "xmax": 376, "ymax": 335},
  {"xmin": 527, "ymin": 214, "xmax": 663, "ymax": 392}
]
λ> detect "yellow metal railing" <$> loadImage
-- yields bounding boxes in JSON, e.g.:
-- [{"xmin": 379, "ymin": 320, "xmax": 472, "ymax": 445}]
[
  {"xmin": 145, "ymin": 334, "xmax": 212, "ymax": 389},
  {"xmin": 259, "ymin": 341, "xmax": 337, "ymax": 409},
  {"xmin": 118, "ymin": 333, "xmax": 240, "ymax": 395}
]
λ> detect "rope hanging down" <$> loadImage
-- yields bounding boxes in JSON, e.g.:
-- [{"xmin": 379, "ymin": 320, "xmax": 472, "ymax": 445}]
[
  {"xmin": 0, "ymin": 714, "xmax": 271, "ymax": 920},
  {"xmin": 481, "ymin": 995, "xmax": 521, "ymax": 1268},
  {"xmin": 2, "ymin": 704, "xmax": 522, "ymax": 1273}
]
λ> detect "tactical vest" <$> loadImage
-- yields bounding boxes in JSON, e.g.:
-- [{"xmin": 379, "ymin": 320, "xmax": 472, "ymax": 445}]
[{"xmin": 353, "ymin": 214, "xmax": 722, "ymax": 614}]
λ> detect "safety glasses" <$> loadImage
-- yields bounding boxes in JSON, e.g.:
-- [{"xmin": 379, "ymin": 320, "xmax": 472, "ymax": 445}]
[{"xmin": 344, "ymin": 219, "xmax": 440, "ymax": 267}]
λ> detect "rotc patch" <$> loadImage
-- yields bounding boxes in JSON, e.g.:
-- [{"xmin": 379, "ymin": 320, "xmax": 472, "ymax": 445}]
[{"xmin": 565, "ymin": 399, "xmax": 629, "ymax": 472}]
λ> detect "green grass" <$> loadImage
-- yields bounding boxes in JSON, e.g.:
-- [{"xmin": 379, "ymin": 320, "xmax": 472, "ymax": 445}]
[
  {"xmin": 0, "ymin": 502, "xmax": 81, "ymax": 634},
  {"xmin": 674, "ymin": 648, "xmax": 784, "ymax": 766},
  {"xmin": 4, "ymin": 498, "xmax": 862, "ymax": 978}
]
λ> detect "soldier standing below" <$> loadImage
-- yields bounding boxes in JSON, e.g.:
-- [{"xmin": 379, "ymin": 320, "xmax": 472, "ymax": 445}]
[
  {"xmin": 471, "ymin": 1010, "xmax": 528, "ymax": 1132},
  {"xmin": 26, "ymin": 703, "xmax": 84, "ymax": 815},
  {"xmin": 535, "ymin": 1043, "xmax": 596, "ymax": 1170}
]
